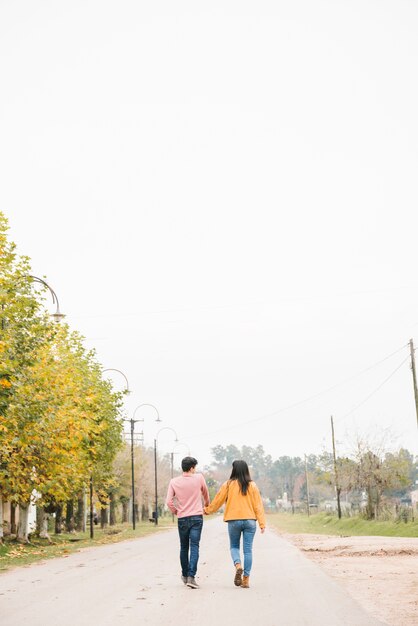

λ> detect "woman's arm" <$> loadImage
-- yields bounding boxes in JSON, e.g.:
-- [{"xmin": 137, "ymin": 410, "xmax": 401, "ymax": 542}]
[
  {"xmin": 250, "ymin": 483, "xmax": 266, "ymax": 530},
  {"xmin": 204, "ymin": 481, "xmax": 229, "ymax": 514}
]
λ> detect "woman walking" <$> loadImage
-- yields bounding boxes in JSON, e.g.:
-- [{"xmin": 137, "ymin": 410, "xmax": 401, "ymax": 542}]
[{"xmin": 204, "ymin": 460, "xmax": 265, "ymax": 588}]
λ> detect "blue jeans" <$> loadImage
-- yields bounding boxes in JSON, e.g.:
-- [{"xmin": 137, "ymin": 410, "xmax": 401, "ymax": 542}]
[
  {"xmin": 227, "ymin": 519, "xmax": 257, "ymax": 576},
  {"xmin": 177, "ymin": 515, "xmax": 203, "ymax": 578}
]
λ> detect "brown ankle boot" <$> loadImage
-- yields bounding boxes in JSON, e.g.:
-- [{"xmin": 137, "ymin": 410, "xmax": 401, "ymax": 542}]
[
  {"xmin": 234, "ymin": 564, "xmax": 243, "ymax": 586},
  {"xmin": 241, "ymin": 575, "xmax": 250, "ymax": 588}
]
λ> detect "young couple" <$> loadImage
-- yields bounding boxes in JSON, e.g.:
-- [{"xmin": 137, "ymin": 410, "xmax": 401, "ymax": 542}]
[{"xmin": 165, "ymin": 456, "xmax": 266, "ymax": 590}]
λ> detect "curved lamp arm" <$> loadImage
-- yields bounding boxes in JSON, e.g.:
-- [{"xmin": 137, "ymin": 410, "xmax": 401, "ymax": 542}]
[
  {"xmin": 102, "ymin": 368, "xmax": 130, "ymax": 393},
  {"xmin": 172, "ymin": 441, "xmax": 191, "ymax": 456},
  {"xmin": 155, "ymin": 426, "xmax": 178, "ymax": 443},
  {"xmin": 133, "ymin": 403, "xmax": 161, "ymax": 422},
  {"xmin": 28, "ymin": 275, "xmax": 65, "ymax": 322}
]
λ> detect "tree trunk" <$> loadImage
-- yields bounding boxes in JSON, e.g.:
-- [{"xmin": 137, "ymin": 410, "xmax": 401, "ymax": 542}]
[
  {"xmin": 36, "ymin": 507, "xmax": 51, "ymax": 541},
  {"xmin": 65, "ymin": 500, "xmax": 75, "ymax": 532},
  {"xmin": 17, "ymin": 503, "xmax": 30, "ymax": 543},
  {"xmin": 109, "ymin": 493, "xmax": 117, "ymax": 526},
  {"xmin": 375, "ymin": 491, "xmax": 381, "ymax": 520},
  {"xmin": 0, "ymin": 498, "xmax": 3, "ymax": 543},
  {"xmin": 141, "ymin": 503, "xmax": 148, "ymax": 522},
  {"xmin": 336, "ymin": 487, "xmax": 342, "ymax": 519},
  {"xmin": 366, "ymin": 487, "xmax": 374, "ymax": 520},
  {"xmin": 55, "ymin": 504, "xmax": 63, "ymax": 534},
  {"xmin": 100, "ymin": 507, "xmax": 108, "ymax": 529},
  {"xmin": 75, "ymin": 493, "xmax": 85, "ymax": 532},
  {"xmin": 10, "ymin": 502, "xmax": 16, "ymax": 535},
  {"xmin": 121, "ymin": 499, "xmax": 129, "ymax": 523}
]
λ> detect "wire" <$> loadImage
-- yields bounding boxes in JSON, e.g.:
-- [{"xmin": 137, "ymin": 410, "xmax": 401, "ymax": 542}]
[
  {"xmin": 188, "ymin": 343, "xmax": 409, "ymax": 440},
  {"xmin": 335, "ymin": 354, "xmax": 411, "ymax": 422}
]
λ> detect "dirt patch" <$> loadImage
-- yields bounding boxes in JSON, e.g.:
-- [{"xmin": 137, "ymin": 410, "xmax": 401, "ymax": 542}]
[{"xmin": 279, "ymin": 532, "xmax": 418, "ymax": 626}]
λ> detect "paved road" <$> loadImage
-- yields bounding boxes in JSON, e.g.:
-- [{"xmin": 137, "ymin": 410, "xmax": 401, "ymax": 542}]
[{"xmin": 0, "ymin": 517, "xmax": 386, "ymax": 626}]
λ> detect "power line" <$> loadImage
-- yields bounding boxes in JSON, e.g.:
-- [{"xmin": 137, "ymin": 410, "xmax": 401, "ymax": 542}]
[
  {"xmin": 336, "ymin": 354, "xmax": 411, "ymax": 422},
  {"xmin": 188, "ymin": 343, "xmax": 408, "ymax": 439}
]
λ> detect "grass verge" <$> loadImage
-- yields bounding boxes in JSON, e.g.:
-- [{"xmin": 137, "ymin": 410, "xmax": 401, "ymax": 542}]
[
  {"xmin": 267, "ymin": 512, "xmax": 418, "ymax": 538},
  {"xmin": 0, "ymin": 518, "xmax": 175, "ymax": 573}
]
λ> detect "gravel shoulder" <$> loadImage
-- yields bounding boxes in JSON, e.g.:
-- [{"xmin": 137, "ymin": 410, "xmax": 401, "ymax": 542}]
[{"xmin": 277, "ymin": 532, "xmax": 418, "ymax": 626}]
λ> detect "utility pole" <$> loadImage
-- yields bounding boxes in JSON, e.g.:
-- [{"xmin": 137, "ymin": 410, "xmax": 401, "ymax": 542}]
[
  {"xmin": 89, "ymin": 475, "xmax": 94, "ymax": 539},
  {"xmin": 123, "ymin": 418, "xmax": 143, "ymax": 530},
  {"xmin": 331, "ymin": 416, "xmax": 342, "ymax": 519},
  {"xmin": 154, "ymin": 439, "xmax": 158, "ymax": 525},
  {"xmin": 130, "ymin": 419, "xmax": 136, "ymax": 530},
  {"xmin": 304, "ymin": 455, "xmax": 311, "ymax": 516},
  {"xmin": 409, "ymin": 339, "xmax": 418, "ymax": 430}
]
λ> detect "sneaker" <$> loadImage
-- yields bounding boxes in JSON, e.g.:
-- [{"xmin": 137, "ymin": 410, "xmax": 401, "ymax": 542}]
[
  {"xmin": 181, "ymin": 575, "xmax": 187, "ymax": 585},
  {"xmin": 234, "ymin": 565, "xmax": 243, "ymax": 587},
  {"xmin": 186, "ymin": 576, "xmax": 200, "ymax": 589}
]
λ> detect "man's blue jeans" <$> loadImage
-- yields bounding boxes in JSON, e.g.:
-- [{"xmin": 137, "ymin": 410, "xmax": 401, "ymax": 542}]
[
  {"xmin": 178, "ymin": 515, "xmax": 203, "ymax": 578},
  {"xmin": 227, "ymin": 519, "xmax": 257, "ymax": 576}
]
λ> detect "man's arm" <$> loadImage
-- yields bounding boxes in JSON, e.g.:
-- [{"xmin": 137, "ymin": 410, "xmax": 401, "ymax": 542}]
[
  {"xmin": 166, "ymin": 481, "xmax": 177, "ymax": 515},
  {"xmin": 200, "ymin": 474, "xmax": 210, "ymax": 507}
]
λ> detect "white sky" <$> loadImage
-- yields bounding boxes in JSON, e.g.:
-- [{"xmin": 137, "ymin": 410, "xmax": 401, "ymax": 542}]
[{"xmin": 1, "ymin": 0, "xmax": 418, "ymax": 468}]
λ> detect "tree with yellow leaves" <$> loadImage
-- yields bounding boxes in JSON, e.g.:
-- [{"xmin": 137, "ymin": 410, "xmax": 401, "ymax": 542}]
[{"xmin": 1, "ymin": 212, "xmax": 123, "ymax": 541}]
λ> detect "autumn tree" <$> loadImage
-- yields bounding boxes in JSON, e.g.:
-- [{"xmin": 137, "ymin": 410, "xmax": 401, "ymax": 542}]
[
  {"xmin": 353, "ymin": 441, "xmax": 411, "ymax": 520},
  {"xmin": 0, "ymin": 211, "xmax": 53, "ymax": 539},
  {"xmin": 0, "ymin": 212, "xmax": 123, "ymax": 540}
]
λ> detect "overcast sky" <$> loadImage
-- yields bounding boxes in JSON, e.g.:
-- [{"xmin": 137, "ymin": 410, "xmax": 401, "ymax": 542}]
[{"xmin": 1, "ymin": 0, "xmax": 418, "ymax": 468}]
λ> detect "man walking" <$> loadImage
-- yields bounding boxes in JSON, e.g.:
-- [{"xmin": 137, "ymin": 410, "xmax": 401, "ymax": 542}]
[{"xmin": 166, "ymin": 456, "xmax": 210, "ymax": 589}]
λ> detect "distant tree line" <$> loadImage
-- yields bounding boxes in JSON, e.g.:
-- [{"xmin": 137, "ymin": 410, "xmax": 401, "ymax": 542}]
[{"xmin": 206, "ymin": 443, "xmax": 418, "ymax": 520}]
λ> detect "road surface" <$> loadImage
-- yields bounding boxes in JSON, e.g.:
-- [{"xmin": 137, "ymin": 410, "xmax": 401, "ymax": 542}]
[{"xmin": 0, "ymin": 517, "xmax": 386, "ymax": 626}]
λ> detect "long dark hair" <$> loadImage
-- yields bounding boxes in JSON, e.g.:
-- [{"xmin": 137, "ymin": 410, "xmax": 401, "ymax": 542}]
[{"xmin": 230, "ymin": 460, "xmax": 252, "ymax": 495}]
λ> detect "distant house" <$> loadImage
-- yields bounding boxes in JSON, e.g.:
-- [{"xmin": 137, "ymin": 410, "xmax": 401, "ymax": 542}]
[{"xmin": 321, "ymin": 500, "xmax": 352, "ymax": 514}]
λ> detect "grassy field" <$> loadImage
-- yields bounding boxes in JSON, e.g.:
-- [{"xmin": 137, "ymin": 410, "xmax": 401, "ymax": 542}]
[
  {"xmin": 0, "ymin": 517, "xmax": 175, "ymax": 573},
  {"xmin": 267, "ymin": 511, "xmax": 418, "ymax": 538}
]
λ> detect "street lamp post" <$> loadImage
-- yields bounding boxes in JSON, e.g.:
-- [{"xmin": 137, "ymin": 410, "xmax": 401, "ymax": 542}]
[
  {"xmin": 171, "ymin": 441, "xmax": 191, "ymax": 461},
  {"xmin": 169, "ymin": 440, "xmax": 192, "ymax": 505},
  {"xmin": 125, "ymin": 404, "xmax": 160, "ymax": 530},
  {"xmin": 92, "ymin": 368, "xmax": 130, "ymax": 539},
  {"xmin": 168, "ymin": 441, "xmax": 191, "ymax": 522},
  {"xmin": 126, "ymin": 419, "xmax": 143, "ymax": 530},
  {"xmin": 154, "ymin": 427, "xmax": 178, "ymax": 525}
]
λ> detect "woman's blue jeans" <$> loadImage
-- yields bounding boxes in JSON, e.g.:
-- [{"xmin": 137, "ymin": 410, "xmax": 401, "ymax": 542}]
[
  {"xmin": 227, "ymin": 519, "xmax": 257, "ymax": 576},
  {"xmin": 177, "ymin": 515, "xmax": 203, "ymax": 578}
]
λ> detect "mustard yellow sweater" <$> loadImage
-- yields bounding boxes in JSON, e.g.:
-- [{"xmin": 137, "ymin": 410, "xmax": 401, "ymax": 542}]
[{"xmin": 204, "ymin": 479, "xmax": 266, "ymax": 529}]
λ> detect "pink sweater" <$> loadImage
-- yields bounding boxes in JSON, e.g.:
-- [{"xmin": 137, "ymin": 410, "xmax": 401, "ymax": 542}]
[{"xmin": 166, "ymin": 472, "xmax": 210, "ymax": 518}]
